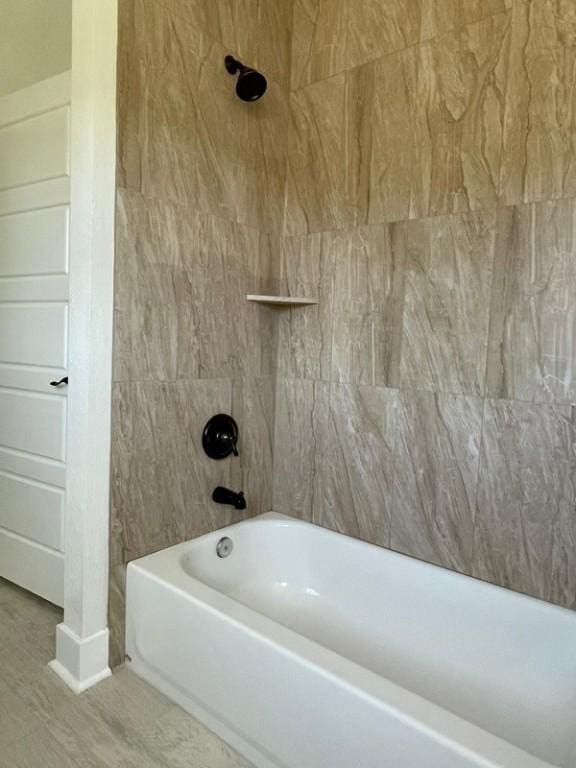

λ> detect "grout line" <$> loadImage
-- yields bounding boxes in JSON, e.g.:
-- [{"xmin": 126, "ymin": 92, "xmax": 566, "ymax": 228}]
[
  {"xmin": 289, "ymin": 8, "xmax": 513, "ymax": 95},
  {"xmin": 116, "ymin": 185, "xmax": 284, "ymax": 239},
  {"xmin": 279, "ymin": 193, "xmax": 576, "ymax": 240}
]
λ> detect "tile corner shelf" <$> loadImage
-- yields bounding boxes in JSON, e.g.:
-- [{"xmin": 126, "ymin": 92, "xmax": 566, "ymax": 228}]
[{"xmin": 246, "ymin": 295, "xmax": 318, "ymax": 307}]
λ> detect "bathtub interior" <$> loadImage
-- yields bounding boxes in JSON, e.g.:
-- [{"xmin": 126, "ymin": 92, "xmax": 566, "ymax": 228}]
[{"xmin": 176, "ymin": 514, "xmax": 576, "ymax": 767}]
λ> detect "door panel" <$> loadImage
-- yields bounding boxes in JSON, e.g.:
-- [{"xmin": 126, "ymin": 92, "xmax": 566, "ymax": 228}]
[
  {"xmin": 0, "ymin": 445, "xmax": 65, "ymax": 488},
  {"xmin": 0, "ymin": 106, "xmax": 70, "ymax": 189},
  {"xmin": 0, "ymin": 72, "xmax": 70, "ymax": 126},
  {"xmin": 0, "ymin": 471, "xmax": 63, "ymax": 550},
  {"xmin": 0, "ymin": 275, "xmax": 68, "ymax": 302},
  {"xmin": 0, "ymin": 390, "xmax": 66, "ymax": 461},
  {"xmin": 0, "ymin": 73, "xmax": 70, "ymax": 605},
  {"xmin": 0, "ymin": 528, "xmax": 63, "ymax": 606},
  {"xmin": 0, "ymin": 177, "xmax": 69, "ymax": 217},
  {"xmin": 0, "ymin": 304, "xmax": 67, "ymax": 366},
  {"xmin": 0, "ymin": 206, "xmax": 69, "ymax": 275},
  {"xmin": 0, "ymin": 363, "xmax": 68, "ymax": 395}
]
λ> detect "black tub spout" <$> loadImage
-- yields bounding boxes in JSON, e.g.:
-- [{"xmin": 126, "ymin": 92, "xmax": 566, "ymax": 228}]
[{"xmin": 212, "ymin": 487, "xmax": 247, "ymax": 510}]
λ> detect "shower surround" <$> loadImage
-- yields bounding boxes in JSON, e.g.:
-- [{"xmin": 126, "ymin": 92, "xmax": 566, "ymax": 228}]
[
  {"xmin": 126, "ymin": 514, "xmax": 576, "ymax": 768},
  {"xmin": 109, "ymin": 0, "xmax": 293, "ymax": 663},
  {"xmin": 273, "ymin": 0, "xmax": 576, "ymax": 609},
  {"xmin": 110, "ymin": 0, "xmax": 576, "ymax": 662}
]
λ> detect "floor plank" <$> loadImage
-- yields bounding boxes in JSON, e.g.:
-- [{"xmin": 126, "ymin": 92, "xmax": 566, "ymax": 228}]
[{"xmin": 0, "ymin": 577, "xmax": 254, "ymax": 767}]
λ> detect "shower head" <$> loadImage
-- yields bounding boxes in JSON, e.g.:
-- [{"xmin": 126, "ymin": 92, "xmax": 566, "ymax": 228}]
[{"xmin": 225, "ymin": 55, "xmax": 268, "ymax": 102}]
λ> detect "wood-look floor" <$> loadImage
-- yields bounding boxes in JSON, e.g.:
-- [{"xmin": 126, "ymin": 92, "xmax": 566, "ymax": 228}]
[{"xmin": 0, "ymin": 577, "xmax": 253, "ymax": 767}]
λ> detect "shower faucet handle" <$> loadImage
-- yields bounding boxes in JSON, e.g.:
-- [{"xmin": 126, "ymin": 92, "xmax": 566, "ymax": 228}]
[
  {"xmin": 222, "ymin": 435, "xmax": 240, "ymax": 456},
  {"xmin": 202, "ymin": 414, "xmax": 240, "ymax": 460},
  {"xmin": 218, "ymin": 430, "xmax": 239, "ymax": 456}
]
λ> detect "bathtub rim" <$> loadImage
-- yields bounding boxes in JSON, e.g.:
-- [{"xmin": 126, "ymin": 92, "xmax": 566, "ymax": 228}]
[
  {"xmin": 126, "ymin": 512, "xmax": 567, "ymax": 768},
  {"xmin": 134, "ymin": 512, "xmax": 576, "ymax": 615}
]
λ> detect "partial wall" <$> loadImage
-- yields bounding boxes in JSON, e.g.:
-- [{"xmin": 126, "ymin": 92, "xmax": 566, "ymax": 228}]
[
  {"xmin": 111, "ymin": 1, "xmax": 576, "ymax": 666},
  {"xmin": 274, "ymin": 0, "xmax": 576, "ymax": 611},
  {"xmin": 109, "ymin": 0, "xmax": 293, "ymax": 665}
]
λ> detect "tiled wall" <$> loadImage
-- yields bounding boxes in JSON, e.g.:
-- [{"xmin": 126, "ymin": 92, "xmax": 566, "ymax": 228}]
[
  {"xmin": 273, "ymin": 0, "xmax": 576, "ymax": 610},
  {"xmin": 109, "ymin": 0, "xmax": 293, "ymax": 664},
  {"xmin": 111, "ymin": 0, "xmax": 576, "ymax": 665}
]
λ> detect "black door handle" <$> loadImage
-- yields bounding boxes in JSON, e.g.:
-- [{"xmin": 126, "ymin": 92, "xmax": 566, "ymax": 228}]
[{"xmin": 50, "ymin": 377, "xmax": 68, "ymax": 387}]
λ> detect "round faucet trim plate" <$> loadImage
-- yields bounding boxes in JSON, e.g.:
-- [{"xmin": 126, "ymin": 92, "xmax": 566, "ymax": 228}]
[
  {"xmin": 216, "ymin": 537, "xmax": 234, "ymax": 559},
  {"xmin": 202, "ymin": 414, "xmax": 239, "ymax": 460}
]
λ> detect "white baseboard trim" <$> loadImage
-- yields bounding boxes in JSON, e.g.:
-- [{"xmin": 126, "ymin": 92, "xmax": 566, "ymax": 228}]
[
  {"xmin": 49, "ymin": 658, "xmax": 112, "ymax": 694},
  {"xmin": 50, "ymin": 622, "xmax": 112, "ymax": 693}
]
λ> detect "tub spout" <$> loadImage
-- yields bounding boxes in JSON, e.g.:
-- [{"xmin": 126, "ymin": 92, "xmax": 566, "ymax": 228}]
[{"xmin": 212, "ymin": 486, "xmax": 247, "ymax": 510}]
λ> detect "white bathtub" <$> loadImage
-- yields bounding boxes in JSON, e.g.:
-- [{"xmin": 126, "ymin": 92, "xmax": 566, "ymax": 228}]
[{"xmin": 126, "ymin": 513, "xmax": 576, "ymax": 768}]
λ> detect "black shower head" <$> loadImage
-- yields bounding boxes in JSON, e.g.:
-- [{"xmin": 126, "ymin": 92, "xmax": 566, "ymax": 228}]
[{"xmin": 225, "ymin": 55, "xmax": 268, "ymax": 102}]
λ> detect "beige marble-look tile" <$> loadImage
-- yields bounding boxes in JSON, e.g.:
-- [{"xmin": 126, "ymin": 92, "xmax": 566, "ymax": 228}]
[
  {"xmin": 287, "ymin": 13, "xmax": 511, "ymax": 231},
  {"xmin": 118, "ymin": 0, "xmax": 289, "ymax": 233},
  {"xmin": 412, "ymin": 12, "xmax": 510, "ymax": 219},
  {"xmin": 231, "ymin": 377, "xmax": 275, "ymax": 516},
  {"xmin": 290, "ymin": 0, "xmax": 348, "ymax": 90},
  {"xmin": 258, "ymin": 231, "xmax": 283, "ymax": 296},
  {"xmin": 400, "ymin": 210, "xmax": 496, "ymax": 396},
  {"xmin": 367, "ymin": 47, "xmax": 419, "ymax": 225},
  {"xmin": 110, "ymin": 379, "xmax": 244, "ymax": 562},
  {"xmin": 344, "ymin": 0, "xmax": 421, "ymax": 72},
  {"xmin": 113, "ymin": 190, "xmax": 181, "ymax": 382},
  {"xmin": 420, "ymin": 0, "xmax": 512, "ymax": 41},
  {"xmin": 273, "ymin": 378, "xmax": 327, "ymax": 520},
  {"xmin": 113, "ymin": 301, "xmax": 180, "ymax": 383},
  {"xmin": 117, "ymin": 0, "xmax": 146, "ymax": 192},
  {"xmin": 315, "ymin": 384, "xmax": 398, "ymax": 547},
  {"xmin": 115, "ymin": 188, "xmax": 183, "ymax": 275},
  {"xmin": 114, "ymin": 190, "xmax": 186, "ymax": 383},
  {"xmin": 289, "ymin": 0, "xmax": 515, "ymax": 91},
  {"xmin": 473, "ymin": 399, "xmax": 576, "ymax": 609},
  {"xmin": 114, "ymin": 189, "xmax": 273, "ymax": 382},
  {"xmin": 254, "ymin": 0, "xmax": 295, "ymax": 88},
  {"xmin": 500, "ymin": 0, "xmax": 576, "ymax": 206},
  {"xmin": 153, "ymin": 0, "xmax": 256, "ymax": 52},
  {"xmin": 277, "ymin": 233, "xmax": 335, "ymax": 380},
  {"xmin": 286, "ymin": 48, "xmax": 419, "ymax": 233},
  {"xmin": 390, "ymin": 390, "xmax": 483, "ymax": 574},
  {"xmin": 291, "ymin": 0, "xmax": 419, "ymax": 90},
  {"xmin": 177, "ymin": 214, "xmax": 274, "ymax": 380},
  {"xmin": 487, "ymin": 199, "xmax": 576, "ymax": 405},
  {"xmin": 285, "ymin": 73, "xmax": 355, "ymax": 234},
  {"xmin": 108, "ymin": 564, "xmax": 127, "ymax": 668},
  {"xmin": 273, "ymin": 381, "xmax": 397, "ymax": 547},
  {"xmin": 155, "ymin": 0, "xmax": 293, "ymax": 88},
  {"xmin": 329, "ymin": 223, "xmax": 406, "ymax": 387}
]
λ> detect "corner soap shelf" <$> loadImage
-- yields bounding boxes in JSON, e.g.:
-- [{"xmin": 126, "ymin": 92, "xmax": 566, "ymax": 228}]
[{"xmin": 246, "ymin": 295, "xmax": 318, "ymax": 307}]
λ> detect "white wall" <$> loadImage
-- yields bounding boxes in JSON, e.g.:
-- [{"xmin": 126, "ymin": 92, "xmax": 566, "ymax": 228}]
[{"xmin": 0, "ymin": 0, "xmax": 72, "ymax": 95}]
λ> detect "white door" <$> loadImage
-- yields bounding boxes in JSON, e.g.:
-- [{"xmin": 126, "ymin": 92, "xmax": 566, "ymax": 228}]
[{"xmin": 0, "ymin": 72, "xmax": 71, "ymax": 606}]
